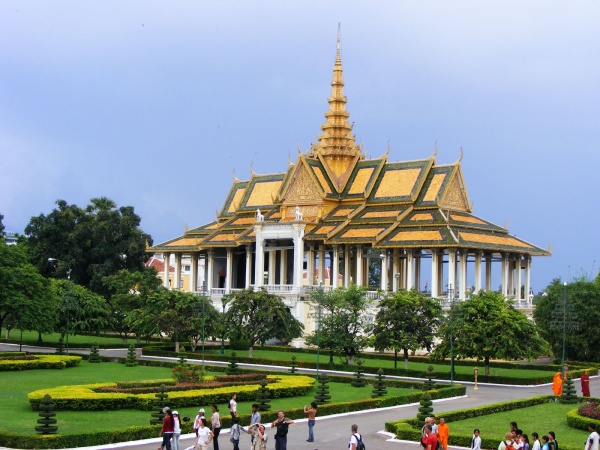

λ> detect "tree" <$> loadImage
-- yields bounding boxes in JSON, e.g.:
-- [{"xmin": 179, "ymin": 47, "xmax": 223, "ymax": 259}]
[
  {"xmin": 0, "ymin": 243, "xmax": 57, "ymax": 333},
  {"xmin": 304, "ymin": 285, "xmax": 374, "ymax": 364},
  {"xmin": 533, "ymin": 277, "xmax": 600, "ymax": 362},
  {"xmin": 223, "ymin": 288, "xmax": 304, "ymax": 358},
  {"xmin": 373, "ymin": 289, "xmax": 442, "ymax": 369},
  {"xmin": 432, "ymin": 291, "xmax": 549, "ymax": 376},
  {"xmin": 0, "ymin": 213, "xmax": 4, "ymax": 237},
  {"xmin": 103, "ymin": 267, "xmax": 163, "ymax": 342},
  {"xmin": 24, "ymin": 198, "xmax": 152, "ymax": 297}
]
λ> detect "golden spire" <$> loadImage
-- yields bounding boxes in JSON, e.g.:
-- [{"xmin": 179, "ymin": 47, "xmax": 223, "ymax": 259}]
[{"xmin": 311, "ymin": 24, "xmax": 362, "ymax": 159}]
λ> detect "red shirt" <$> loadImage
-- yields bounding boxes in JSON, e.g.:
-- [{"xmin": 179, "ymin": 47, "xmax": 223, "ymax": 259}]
[
  {"xmin": 426, "ymin": 433, "xmax": 438, "ymax": 450},
  {"xmin": 162, "ymin": 415, "xmax": 174, "ymax": 433}
]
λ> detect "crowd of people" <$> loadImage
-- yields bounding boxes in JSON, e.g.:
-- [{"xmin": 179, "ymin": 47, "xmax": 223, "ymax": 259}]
[{"xmin": 420, "ymin": 418, "xmax": 600, "ymax": 450}]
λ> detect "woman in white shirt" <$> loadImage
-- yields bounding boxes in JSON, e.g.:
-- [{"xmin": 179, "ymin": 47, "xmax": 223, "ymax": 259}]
[
  {"xmin": 195, "ymin": 418, "xmax": 213, "ymax": 450},
  {"xmin": 211, "ymin": 405, "xmax": 221, "ymax": 450},
  {"xmin": 229, "ymin": 394, "xmax": 237, "ymax": 417},
  {"xmin": 172, "ymin": 411, "xmax": 181, "ymax": 450}
]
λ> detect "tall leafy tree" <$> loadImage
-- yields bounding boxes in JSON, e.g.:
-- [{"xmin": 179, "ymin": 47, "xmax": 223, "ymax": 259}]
[
  {"xmin": 305, "ymin": 284, "xmax": 374, "ymax": 364},
  {"xmin": 223, "ymin": 288, "xmax": 304, "ymax": 358},
  {"xmin": 373, "ymin": 289, "xmax": 442, "ymax": 369},
  {"xmin": 433, "ymin": 291, "xmax": 549, "ymax": 375},
  {"xmin": 103, "ymin": 267, "xmax": 163, "ymax": 342},
  {"xmin": 0, "ymin": 243, "xmax": 57, "ymax": 334},
  {"xmin": 533, "ymin": 277, "xmax": 600, "ymax": 362},
  {"xmin": 0, "ymin": 213, "xmax": 5, "ymax": 237},
  {"xmin": 24, "ymin": 198, "xmax": 152, "ymax": 296}
]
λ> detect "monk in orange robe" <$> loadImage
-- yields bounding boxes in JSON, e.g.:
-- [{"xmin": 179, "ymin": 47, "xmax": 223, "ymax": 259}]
[
  {"xmin": 581, "ymin": 372, "xmax": 591, "ymax": 397},
  {"xmin": 438, "ymin": 417, "xmax": 449, "ymax": 450},
  {"xmin": 552, "ymin": 371, "xmax": 563, "ymax": 396}
]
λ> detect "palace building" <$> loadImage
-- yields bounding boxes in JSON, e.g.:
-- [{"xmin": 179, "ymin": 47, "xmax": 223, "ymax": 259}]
[{"xmin": 148, "ymin": 33, "xmax": 549, "ymax": 330}]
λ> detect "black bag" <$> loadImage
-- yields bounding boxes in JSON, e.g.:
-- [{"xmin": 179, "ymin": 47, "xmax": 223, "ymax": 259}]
[{"xmin": 354, "ymin": 433, "xmax": 366, "ymax": 450}]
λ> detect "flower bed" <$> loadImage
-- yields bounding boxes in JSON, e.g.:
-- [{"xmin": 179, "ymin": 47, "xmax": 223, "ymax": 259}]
[
  {"xmin": 0, "ymin": 355, "xmax": 81, "ymax": 371},
  {"xmin": 28, "ymin": 374, "xmax": 315, "ymax": 411}
]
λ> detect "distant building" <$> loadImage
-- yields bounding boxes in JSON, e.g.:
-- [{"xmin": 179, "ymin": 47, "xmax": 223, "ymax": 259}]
[
  {"xmin": 146, "ymin": 253, "xmax": 205, "ymax": 292},
  {"xmin": 4, "ymin": 232, "xmax": 17, "ymax": 246}
]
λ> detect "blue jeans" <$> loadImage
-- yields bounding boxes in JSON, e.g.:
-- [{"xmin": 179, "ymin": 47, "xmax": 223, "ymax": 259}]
[
  {"xmin": 307, "ymin": 420, "xmax": 315, "ymax": 442},
  {"xmin": 161, "ymin": 432, "xmax": 173, "ymax": 450},
  {"xmin": 275, "ymin": 434, "xmax": 287, "ymax": 450},
  {"xmin": 172, "ymin": 432, "xmax": 180, "ymax": 450}
]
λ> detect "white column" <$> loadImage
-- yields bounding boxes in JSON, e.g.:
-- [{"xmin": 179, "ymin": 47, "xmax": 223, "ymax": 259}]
[
  {"xmin": 380, "ymin": 252, "xmax": 388, "ymax": 292},
  {"xmin": 406, "ymin": 252, "xmax": 414, "ymax": 290},
  {"xmin": 356, "ymin": 247, "xmax": 363, "ymax": 286},
  {"xmin": 226, "ymin": 248, "xmax": 233, "ymax": 293},
  {"xmin": 474, "ymin": 252, "xmax": 482, "ymax": 294},
  {"xmin": 279, "ymin": 249, "xmax": 287, "ymax": 285},
  {"xmin": 318, "ymin": 245, "xmax": 325, "ymax": 285},
  {"xmin": 485, "ymin": 255, "xmax": 492, "ymax": 291},
  {"xmin": 292, "ymin": 224, "xmax": 305, "ymax": 289},
  {"xmin": 163, "ymin": 253, "xmax": 171, "ymax": 289},
  {"xmin": 459, "ymin": 250, "xmax": 467, "ymax": 300},
  {"xmin": 307, "ymin": 245, "xmax": 315, "ymax": 287},
  {"xmin": 431, "ymin": 251, "xmax": 439, "ymax": 298},
  {"xmin": 206, "ymin": 251, "xmax": 214, "ymax": 291},
  {"xmin": 525, "ymin": 256, "xmax": 532, "ymax": 303},
  {"xmin": 174, "ymin": 253, "xmax": 182, "ymax": 290},
  {"xmin": 245, "ymin": 246, "xmax": 252, "ymax": 289},
  {"xmin": 447, "ymin": 250, "xmax": 456, "ymax": 295},
  {"xmin": 414, "ymin": 253, "xmax": 421, "ymax": 292},
  {"xmin": 268, "ymin": 250, "xmax": 277, "ymax": 285},
  {"xmin": 392, "ymin": 254, "xmax": 400, "ymax": 293},
  {"xmin": 344, "ymin": 245, "xmax": 351, "ymax": 288},
  {"xmin": 515, "ymin": 255, "xmax": 522, "ymax": 301},
  {"xmin": 190, "ymin": 252, "xmax": 198, "ymax": 293},
  {"xmin": 501, "ymin": 253, "xmax": 509, "ymax": 296},
  {"xmin": 332, "ymin": 246, "xmax": 340, "ymax": 288}
]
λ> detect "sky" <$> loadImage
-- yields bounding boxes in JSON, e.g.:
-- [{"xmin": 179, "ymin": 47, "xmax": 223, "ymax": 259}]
[{"xmin": 1, "ymin": 1, "xmax": 599, "ymax": 292}]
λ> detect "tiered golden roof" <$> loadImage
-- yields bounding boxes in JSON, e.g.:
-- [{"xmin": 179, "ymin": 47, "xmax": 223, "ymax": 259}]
[{"xmin": 149, "ymin": 33, "xmax": 549, "ymax": 258}]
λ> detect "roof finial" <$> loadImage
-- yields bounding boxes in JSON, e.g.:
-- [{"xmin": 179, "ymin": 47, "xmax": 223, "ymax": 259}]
[{"xmin": 337, "ymin": 22, "xmax": 341, "ymax": 60}]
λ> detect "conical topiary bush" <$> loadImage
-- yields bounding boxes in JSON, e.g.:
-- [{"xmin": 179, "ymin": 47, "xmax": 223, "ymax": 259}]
[
  {"xmin": 88, "ymin": 342, "xmax": 101, "ymax": 363},
  {"xmin": 150, "ymin": 384, "xmax": 169, "ymax": 425},
  {"xmin": 126, "ymin": 344, "xmax": 138, "ymax": 367},
  {"xmin": 226, "ymin": 351, "xmax": 240, "ymax": 375},
  {"xmin": 256, "ymin": 379, "xmax": 271, "ymax": 411},
  {"xmin": 372, "ymin": 368, "xmax": 388, "ymax": 397},
  {"xmin": 55, "ymin": 339, "xmax": 65, "ymax": 355},
  {"xmin": 417, "ymin": 392, "xmax": 433, "ymax": 422},
  {"xmin": 351, "ymin": 359, "xmax": 367, "ymax": 387},
  {"xmin": 289, "ymin": 355, "xmax": 298, "ymax": 374},
  {"xmin": 35, "ymin": 394, "xmax": 58, "ymax": 434},
  {"xmin": 423, "ymin": 365, "xmax": 435, "ymax": 390},
  {"xmin": 314, "ymin": 373, "xmax": 331, "ymax": 405},
  {"xmin": 560, "ymin": 374, "xmax": 578, "ymax": 404}
]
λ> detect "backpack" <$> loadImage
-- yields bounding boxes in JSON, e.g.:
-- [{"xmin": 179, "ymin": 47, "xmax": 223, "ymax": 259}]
[
  {"xmin": 354, "ymin": 433, "xmax": 366, "ymax": 450},
  {"xmin": 505, "ymin": 441, "xmax": 515, "ymax": 450}
]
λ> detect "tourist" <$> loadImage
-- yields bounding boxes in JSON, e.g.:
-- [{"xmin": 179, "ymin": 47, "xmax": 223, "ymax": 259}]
[
  {"xmin": 431, "ymin": 415, "xmax": 439, "ymax": 434},
  {"xmin": 194, "ymin": 409, "xmax": 205, "ymax": 438},
  {"xmin": 586, "ymin": 423, "xmax": 599, "ymax": 450},
  {"xmin": 548, "ymin": 431, "xmax": 558, "ymax": 450},
  {"xmin": 229, "ymin": 417, "xmax": 241, "ymax": 450},
  {"xmin": 514, "ymin": 430, "xmax": 524, "ymax": 450},
  {"xmin": 248, "ymin": 404, "xmax": 261, "ymax": 445},
  {"xmin": 510, "ymin": 422, "xmax": 519, "ymax": 433},
  {"xmin": 172, "ymin": 410, "xmax": 181, "ymax": 450},
  {"xmin": 498, "ymin": 432, "xmax": 515, "ymax": 450},
  {"xmin": 438, "ymin": 417, "xmax": 449, "ymax": 450},
  {"xmin": 423, "ymin": 425, "xmax": 438, "ymax": 450},
  {"xmin": 271, "ymin": 410, "xmax": 294, "ymax": 450},
  {"xmin": 196, "ymin": 418, "xmax": 214, "ymax": 450},
  {"xmin": 160, "ymin": 407, "xmax": 175, "ymax": 450},
  {"xmin": 541, "ymin": 436, "xmax": 550, "ymax": 450},
  {"xmin": 349, "ymin": 424, "xmax": 363, "ymax": 450},
  {"xmin": 229, "ymin": 394, "xmax": 237, "ymax": 418},
  {"xmin": 552, "ymin": 372, "xmax": 563, "ymax": 396},
  {"xmin": 251, "ymin": 424, "xmax": 268, "ymax": 450},
  {"xmin": 471, "ymin": 429, "xmax": 481, "ymax": 450},
  {"xmin": 582, "ymin": 372, "xmax": 591, "ymax": 397},
  {"xmin": 303, "ymin": 401, "xmax": 318, "ymax": 442},
  {"xmin": 531, "ymin": 433, "xmax": 541, "ymax": 450},
  {"xmin": 521, "ymin": 434, "xmax": 530, "ymax": 450},
  {"xmin": 211, "ymin": 405, "xmax": 221, "ymax": 450}
]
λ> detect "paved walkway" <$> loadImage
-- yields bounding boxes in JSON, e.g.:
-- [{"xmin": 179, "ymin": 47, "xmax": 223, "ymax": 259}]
[{"xmin": 2, "ymin": 343, "xmax": 597, "ymax": 450}]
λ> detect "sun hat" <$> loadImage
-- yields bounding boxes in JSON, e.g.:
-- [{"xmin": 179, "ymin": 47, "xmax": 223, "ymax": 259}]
[
  {"xmin": 199, "ymin": 408, "xmax": 205, "ymax": 413},
  {"xmin": 162, "ymin": 406, "xmax": 170, "ymax": 413},
  {"xmin": 173, "ymin": 411, "xmax": 179, "ymax": 415}
]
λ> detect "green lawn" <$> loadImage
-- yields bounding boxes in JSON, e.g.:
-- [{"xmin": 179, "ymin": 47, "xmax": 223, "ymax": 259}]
[
  {"xmin": 446, "ymin": 402, "xmax": 589, "ymax": 448},
  {"xmin": 207, "ymin": 349, "xmax": 555, "ymax": 379},
  {"xmin": 1, "ymin": 328, "xmax": 168, "ymax": 346},
  {"xmin": 0, "ymin": 360, "xmax": 415, "ymax": 436}
]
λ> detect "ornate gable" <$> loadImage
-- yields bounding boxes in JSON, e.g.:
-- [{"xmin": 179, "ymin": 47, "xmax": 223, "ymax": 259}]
[{"xmin": 440, "ymin": 168, "xmax": 470, "ymax": 212}]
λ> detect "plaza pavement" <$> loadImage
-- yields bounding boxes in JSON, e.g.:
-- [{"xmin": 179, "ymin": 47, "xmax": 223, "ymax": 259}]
[{"xmin": 1, "ymin": 343, "xmax": 598, "ymax": 450}]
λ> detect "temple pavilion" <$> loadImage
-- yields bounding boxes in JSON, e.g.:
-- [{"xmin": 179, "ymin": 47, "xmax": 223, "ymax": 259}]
[{"xmin": 148, "ymin": 33, "xmax": 549, "ymax": 330}]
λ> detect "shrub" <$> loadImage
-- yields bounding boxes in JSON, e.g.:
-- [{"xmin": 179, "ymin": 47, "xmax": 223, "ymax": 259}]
[
  {"xmin": 125, "ymin": 344, "xmax": 138, "ymax": 367},
  {"xmin": 372, "ymin": 368, "xmax": 388, "ymax": 398},
  {"xmin": 578, "ymin": 402, "xmax": 600, "ymax": 420},
  {"xmin": 34, "ymin": 394, "xmax": 58, "ymax": 435},
  {"xmin": 417, "ymin": 392, "xmax": 433, "ymax": 422},
  {"xmin": 88, "ymin": 342, "xmax": 101, "ymax": 363}
]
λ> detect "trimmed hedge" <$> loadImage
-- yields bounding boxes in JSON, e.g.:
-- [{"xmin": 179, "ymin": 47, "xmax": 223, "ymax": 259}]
[
  {"xmin": 28, "ymin": 375, "xmax": 315, "ymax": 411},
  {"xmin": 0, "ymin": 355, "xmax": 81, "ymax": 371},
  {"xmin": 142, "ymin": 347, "xmax": 596, "ymax": 385}
]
